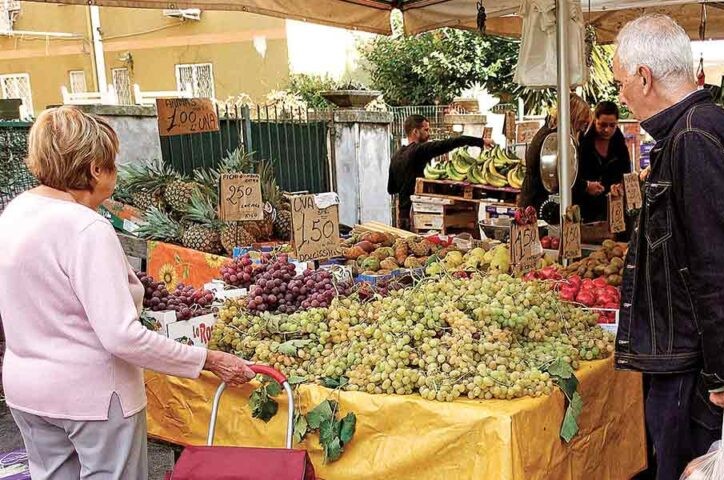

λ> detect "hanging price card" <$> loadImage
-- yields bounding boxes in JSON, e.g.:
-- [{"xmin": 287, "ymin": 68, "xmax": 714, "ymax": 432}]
[
  {"xmin": 510, "ymin": 222, "xmax": 540, "ymax": 274},
  {"xmin": 290, "ymin": 194, "xmax": 343, "ymax": 262},
  {"xmin": 218, "ymin": 173, "xmax": 263, "ymax": 221},
  {"xmin": 562, "ymin": 205, "xmax": 582, "ymax": 260},
  {"xmin": 623, "ymin": 173, "xmax": 643, "ymax": 210},
  {"xmin": 156, "ymin": 98, "xmax": 219, "ymax": 136},
  {"xmin": 608, "ymin": 193, "xmax": 626, "ymax": 233}
]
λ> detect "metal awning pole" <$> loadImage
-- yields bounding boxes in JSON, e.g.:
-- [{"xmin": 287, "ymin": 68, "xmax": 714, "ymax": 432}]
[{"xmin": 556, "ymin": 0, "xmax": 572, "ymax": 220}]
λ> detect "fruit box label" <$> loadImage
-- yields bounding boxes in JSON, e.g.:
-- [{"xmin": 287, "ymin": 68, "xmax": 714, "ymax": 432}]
[{"xmin": 166, "ymin": 313, "xmax": 217, "ymax": 348}]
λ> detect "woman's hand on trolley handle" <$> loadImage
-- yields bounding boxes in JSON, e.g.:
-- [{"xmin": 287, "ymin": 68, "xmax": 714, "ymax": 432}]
[{"xmin": 205, "ymin": 350, "xmax": 257, "ymax": 386}]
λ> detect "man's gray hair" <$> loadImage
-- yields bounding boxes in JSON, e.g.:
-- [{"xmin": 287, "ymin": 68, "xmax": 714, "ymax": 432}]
[{"xmin": 616, "ymin": 14, "xmax": 694, "ymax": 89}]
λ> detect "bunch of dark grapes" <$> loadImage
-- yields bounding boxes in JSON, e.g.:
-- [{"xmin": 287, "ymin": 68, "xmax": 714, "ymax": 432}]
[
  {"xmin": 220, "ymin": 254, "xmax": 257, "ymax": 289},
  {"xmin": 136, "ymin": 271, "xmax": 172, "ymax": 312},
  {"xmin": 246, "ymin": 256, "xmax": 297, "ymax": 313},
  {"xmin": 173, "ymin": 284, "xmax": 217, "ymax": 320}
]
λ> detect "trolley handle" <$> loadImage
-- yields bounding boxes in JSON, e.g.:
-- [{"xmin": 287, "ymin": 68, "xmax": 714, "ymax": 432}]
[
  {"xmin": 251, "ymin": 364, "xmax": 288, "ymax": 385},
  {"xmin": 207, "ymin": 364, "xmax": 295, "ymax": 449}
]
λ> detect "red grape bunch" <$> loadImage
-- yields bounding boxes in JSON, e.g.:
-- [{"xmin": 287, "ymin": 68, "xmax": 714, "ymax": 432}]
[
  {"xmin": 136, "ymin": 270, "xmax": 172, "ymax": 312},
  {"xmin": 246, "ymin": 255, "xmax": 297, "ymax": 313},
  {"xmin": 173, "ymin": 283, "xmax": 217, "ymax": 320},
  {"xmin": 219, "ymin": 254, "xmax": 258, "ymax": 289}
]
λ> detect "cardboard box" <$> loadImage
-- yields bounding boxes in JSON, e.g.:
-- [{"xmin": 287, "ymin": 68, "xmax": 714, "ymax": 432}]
[
  {"xmin": 166, "ymin": 313, "xmax": 217, "ymax": 347},
  {"xmin": 141, "ymin": 310, "xmax": 177, "ymax": 333}
]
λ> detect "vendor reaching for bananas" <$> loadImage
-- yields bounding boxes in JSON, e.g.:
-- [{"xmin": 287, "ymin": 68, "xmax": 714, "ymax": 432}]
[{"xmin": 388, "ymin": 114, "xmax": 493, "ymax": 229}]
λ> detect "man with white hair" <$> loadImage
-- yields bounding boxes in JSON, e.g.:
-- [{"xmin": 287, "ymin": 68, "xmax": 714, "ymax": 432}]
[{"xmin": 613, "ymin": 14, "xmax": 724, "ymax": 480}]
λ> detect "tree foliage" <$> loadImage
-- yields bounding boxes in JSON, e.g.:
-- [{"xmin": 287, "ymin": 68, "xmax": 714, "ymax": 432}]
[
  {"xmin": 286, "ymin": 73, "xmax": 340, "ymax": 109},
  {"xmin": 360, "ymin": 27, "xmax": 618, "ymax": 113}
]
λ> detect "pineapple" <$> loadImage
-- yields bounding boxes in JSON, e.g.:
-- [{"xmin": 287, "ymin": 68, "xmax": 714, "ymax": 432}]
[
  {"xmin": 220, "ymin": 222, "xmax": 256, "ymax": 254},
  {"xmin": 117, "ymin": 160, "xmax": 175, "ymax": 210},
  {"xmin": 135, "ymin": 207, "xmax": 184, "ymax": 243},
  {"xmin": 164, "ymin": 177, "xmax": 199, "ymax": 214},
  {"xmin": 181, "ymin": 191, "xmax": 223, "ymax": 254},
  {"xmin": 273, "ymin": 209, "xmax": 292, "ymax": 241}
]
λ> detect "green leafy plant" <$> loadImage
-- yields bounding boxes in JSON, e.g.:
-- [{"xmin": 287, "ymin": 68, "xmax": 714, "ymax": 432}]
[
  {"xmin": 544, "ymin": 359, "xmax": 583, "ymax": 443},
  {"xmin": 287, "ymin": 73, "xmax": 340, "ymax": 109}
]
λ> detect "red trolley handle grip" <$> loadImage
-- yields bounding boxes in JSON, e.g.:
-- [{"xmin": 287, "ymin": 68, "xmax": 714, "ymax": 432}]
[{"xmin": 250, "ymin": 364, "xmax": 288, "ymax": 385}]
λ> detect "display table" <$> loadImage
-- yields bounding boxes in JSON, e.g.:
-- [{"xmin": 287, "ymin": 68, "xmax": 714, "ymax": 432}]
[{"xmin": 145, "ymin": 357, "xmax": 646, "ymax": 480}]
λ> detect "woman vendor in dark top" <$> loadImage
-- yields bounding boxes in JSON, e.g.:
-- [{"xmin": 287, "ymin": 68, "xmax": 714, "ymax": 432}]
[
  {"xmin": 518, "ymin": 94, "xmax": 592, "ymax": 212},
  {"xmin": 573, "ymin": 101, "xmax": 631, "ymax": 222}
]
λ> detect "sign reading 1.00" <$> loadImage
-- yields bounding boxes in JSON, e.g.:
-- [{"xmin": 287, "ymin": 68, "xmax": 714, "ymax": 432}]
[
  {"xmin": 156, "ymin": 98, "xmax": 219, "ymax": 136},
  {"xmin": 290, "ymin": 194, "xmax": 343, "ymax": 262}
]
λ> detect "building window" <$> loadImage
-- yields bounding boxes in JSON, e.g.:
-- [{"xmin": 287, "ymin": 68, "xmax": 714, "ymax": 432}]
[
  {"xmin": 0, "ymin": 73, "xmax": 33, "ymax": 118},
  {"xmin": 175, "ymin": 63, "xmax": 215, "ymax": 98},
  {"xmin": 112, "ymin": 68, "xmax": 133, "ymax": 105},
  {"xmin": 69, "ymin": 70, "xmax": 87, "ymax": 94}
]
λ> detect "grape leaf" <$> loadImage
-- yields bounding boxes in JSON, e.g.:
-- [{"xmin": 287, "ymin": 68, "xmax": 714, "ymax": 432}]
[
  {"xmin": 265, "ymin": 380, "xmax": 282, "ymax": 397},
  {"xmin": 306, "ymin": 400, "xmax": 333, "ymax": 430},
  {"xmin": 569, "ymin": 391, "xmax": 583, "ymax": 417},
  {"xmin": 323, "ymin": 437, "xmax": 344, "ymax": 463},
  {"xmin": 320, "ymin": 418, "xmax": 341, "ymax": 446},
  {"xmin": 321, "ymin": 376, "xmax": 349, "ymax": 389},
  {"xmin": 277, "ymin": 339, "xmax": 312, "ymax": 356},
  {"xmin": 560, "ymin": 403, "xmax": 580, "ymax": 443},
  {"xmin": 293, "ymin": 413, "xmax": 309, "ymax": 444},
  {"xmin": 556, "ymin": 375, "xmax": 579, "ymax": 402},
  {"xmin": 250, "ymin": 386, "xmax": 278, "ymax": 423},
  {"xmin": 546, "ymin": 359, "xmax": 573, "ymax": 379},
  {"xmin": 340, "ymin": 412, "xmax": 357, "ymax": 445},
  {"xmin": 288, "ymin": 375, "xmax": 307, "ymax": 386}
]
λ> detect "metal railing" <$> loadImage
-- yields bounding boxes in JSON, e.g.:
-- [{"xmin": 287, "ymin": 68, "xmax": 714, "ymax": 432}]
[{"xmin": 0, "ymin": 121, "xmax": 35, "ymax": 212}]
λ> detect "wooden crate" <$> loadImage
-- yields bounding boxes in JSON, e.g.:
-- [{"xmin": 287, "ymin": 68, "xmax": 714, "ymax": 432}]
[
  {"xmin": 415, "ymin": 178, "xmax": 519, "ymax": 203},
  {"xmin": 411, "ymin": 197, "xmax": 478, "ymax": 236}
]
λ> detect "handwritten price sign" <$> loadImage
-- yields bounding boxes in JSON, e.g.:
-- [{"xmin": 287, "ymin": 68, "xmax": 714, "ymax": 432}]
[
  {"xmin": 218, "ymin": 174, "xmax": 263, "ymax": 221},
  {"xmin": 510, "ymin": 222, "xmax": 541, "ymax": 274},
  {"xmin": 562, "ymin": 219, "xmax": 582, "ymax": 259},
  {"xmin": 623, "ymin": 173, "xmax": 643, "ymax": 210},
  {"xmin": 291, "ymin": 194, "xmax": 343, "ymax": 262},
  {"xmin": 608, "ymin": 193, "xmax": 626, "ymax": 233},
  {"xmin": 156, "ymin": 98, "xmax": 219, "ymax": 137}
]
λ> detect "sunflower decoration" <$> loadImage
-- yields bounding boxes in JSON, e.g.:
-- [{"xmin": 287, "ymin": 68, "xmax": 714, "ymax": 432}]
[
  {"xmin": 158, "ymin": 263, "xmax": 179, "ymax": 291},
  {"xmin": 204, "ymin": 253, "xmax": 227, "ymax": 269}
]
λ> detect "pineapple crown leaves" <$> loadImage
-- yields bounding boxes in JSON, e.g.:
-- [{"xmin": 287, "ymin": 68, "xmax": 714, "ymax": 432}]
[
  {"xmin": 118, "ymin": 159, "xmax": 180, "ymax": 192},
  {"xmin": 183, "ymin": 189, "xmax": 223, "ymax": 228},
  {"xmin": 136, "ymin": 206, "xmax": 184, "ymax": 242}
]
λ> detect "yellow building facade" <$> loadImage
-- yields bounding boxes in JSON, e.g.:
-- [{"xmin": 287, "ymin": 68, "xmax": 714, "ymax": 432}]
[{"xmin": 0, "ymin": 3, "xmax": 290, "ymax": 117}]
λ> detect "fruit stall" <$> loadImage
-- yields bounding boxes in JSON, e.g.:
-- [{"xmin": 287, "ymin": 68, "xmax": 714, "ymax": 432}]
[{"xmin": 109, "ymin": 145, "xmax": 644, "ymax": 478}]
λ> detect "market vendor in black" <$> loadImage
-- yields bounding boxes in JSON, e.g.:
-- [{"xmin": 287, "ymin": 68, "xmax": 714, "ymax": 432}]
[
  {"xmin": 387, "ymin": 114, "xmax": 492, "ymax": 229},
  {"xmin": 573, "ymin": 101, "xmax": 632, "ymax": 222}
]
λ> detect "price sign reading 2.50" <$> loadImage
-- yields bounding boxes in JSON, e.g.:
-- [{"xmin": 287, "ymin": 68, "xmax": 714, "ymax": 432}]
[
  {"xmin": 291, "ymin": 194, "xmax": 343, "ymax": 262},
  {"xmin": 218, "ymin": 174, "xmax": 263, "ymax": 222}
]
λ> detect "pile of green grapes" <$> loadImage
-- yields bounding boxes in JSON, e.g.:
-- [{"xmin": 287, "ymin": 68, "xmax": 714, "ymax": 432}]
[{"xmin": 209, "ymin": 273, "xmax": 614, "ymax": 402}]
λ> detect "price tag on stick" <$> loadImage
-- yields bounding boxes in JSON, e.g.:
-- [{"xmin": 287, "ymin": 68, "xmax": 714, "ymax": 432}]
[
  {"xmin": 509, "ymin": 207, "xmax": 542, "ymax": 274},
  {"xmin": 218, "ymin": 173, "xmax": 263, "ymax": 221},
  {"xmin": 608, "ymin": 192, "xmax": 626, "ymax": 233},
  {"xmin": 562, "ymin": 205, "xmax": 582, "ymax": 260},
  {"xmin": 623, "ymin": 173, "xmax": 643, "ymax": 210},
  {"xmin": 156, "ymin": 98, "xmax": 219, "ymax": 136},
  {"xmin": 290, "ymin": 193, "xmax": 343, "ymax": 262}
]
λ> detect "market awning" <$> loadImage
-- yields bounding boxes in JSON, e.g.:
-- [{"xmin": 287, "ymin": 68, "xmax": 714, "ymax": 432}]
[{"xmin": 25, "ymin": 0, "xmax": 724, "ymax": 40}]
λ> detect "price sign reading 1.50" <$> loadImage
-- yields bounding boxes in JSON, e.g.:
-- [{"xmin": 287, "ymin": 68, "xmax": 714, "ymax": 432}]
[
  {"xmin": 510, "ymin": 222, "xmax": 540, "ymax": 274},
  {"xmin": 290, "ymin": 194, "xmax": 342, "ymax": 262}
]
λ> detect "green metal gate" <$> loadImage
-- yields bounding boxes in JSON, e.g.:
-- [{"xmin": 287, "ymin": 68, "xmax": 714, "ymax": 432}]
[
  {"xmin": 160, "ymin": 105, "xmax": 332, "ymax": 194},
  {"xmin": 0, "ymin": 121, "xmax": 36, "ymax": 212}
]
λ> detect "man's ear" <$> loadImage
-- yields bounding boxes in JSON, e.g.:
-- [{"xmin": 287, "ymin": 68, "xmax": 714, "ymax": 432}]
[{"xmin": 639, "ymin": 66, "xmax": 653, "ymax": 95}]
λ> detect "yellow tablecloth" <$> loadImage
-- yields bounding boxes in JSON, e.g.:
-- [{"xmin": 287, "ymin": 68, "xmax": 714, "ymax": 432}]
[{"xmin": 145, "ymin": 358, "xmax": 646, "ymax": 480}]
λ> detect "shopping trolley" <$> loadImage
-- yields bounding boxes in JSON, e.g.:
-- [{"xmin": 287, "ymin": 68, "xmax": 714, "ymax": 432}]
[{"xmin": 166, "ymin": 365, "xmax": 316, "ymax": 480}]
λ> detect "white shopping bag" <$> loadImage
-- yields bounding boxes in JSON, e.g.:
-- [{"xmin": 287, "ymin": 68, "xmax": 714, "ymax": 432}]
[{"xmin": 681, "ymin": 418, "xmax": 724, "ymax": 480}]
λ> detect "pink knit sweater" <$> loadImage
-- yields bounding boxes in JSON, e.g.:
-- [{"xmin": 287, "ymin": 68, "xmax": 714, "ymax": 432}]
[{"xmin": 0, "ymin": 193, "xmax": 207, "ymax": 420}]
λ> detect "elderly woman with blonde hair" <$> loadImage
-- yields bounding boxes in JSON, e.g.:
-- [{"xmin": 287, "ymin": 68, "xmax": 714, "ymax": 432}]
[{"xmin": 0, "ymin": 106, "xmax": 255, "ymax": 479}]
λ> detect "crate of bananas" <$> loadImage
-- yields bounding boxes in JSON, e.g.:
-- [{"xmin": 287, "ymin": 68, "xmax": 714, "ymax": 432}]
[{"xmin": 423, "ymin": 147, "xmax": 525, "ymax": 190}]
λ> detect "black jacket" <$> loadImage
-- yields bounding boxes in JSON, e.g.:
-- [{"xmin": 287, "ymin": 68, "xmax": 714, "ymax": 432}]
[
  {"xmin": 387, "ymin": 136, "xmax": 484, "ymax": 211},
  {"xmin": 615, "ymin": 90, "xmax": 724, "ymax": 389},
  {"xmin": 573, "ymin": 127, "xmax": 631, "ymax": 222},
  {"xmin": 519, "ymin": 124, "xmax": 555, "ymax": 211}
]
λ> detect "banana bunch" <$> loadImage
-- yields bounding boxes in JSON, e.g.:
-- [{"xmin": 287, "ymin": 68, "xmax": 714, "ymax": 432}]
[{"xmin": 423, "ymin": 147, "xmax": 525, "ymax": 190}]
